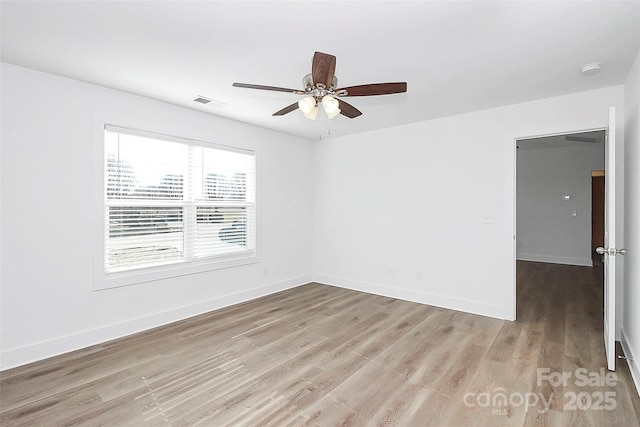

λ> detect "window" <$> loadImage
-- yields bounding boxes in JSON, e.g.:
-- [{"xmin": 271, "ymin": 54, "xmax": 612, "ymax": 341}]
[{"xmin": 100, "ymin": 125, "xmax": 256, "ymax": 285}]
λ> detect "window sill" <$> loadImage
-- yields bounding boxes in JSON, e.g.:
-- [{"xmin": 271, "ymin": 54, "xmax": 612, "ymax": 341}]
[{"xmin": 94, "ymin": 252, "xmax": 259, "ymax": 291}]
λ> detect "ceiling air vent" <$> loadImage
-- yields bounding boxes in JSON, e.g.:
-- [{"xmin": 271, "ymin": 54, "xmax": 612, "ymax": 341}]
[
  {"xmin": 565, "ymin": 135, "xmax": 601, "ymax": 144},
  {"xmin": 193, "ymin": 96, "xmax": 227, "ymax": 108},
  {"xmin": 193, "ymin": 96, "xmax": 212, "ymax": 104}
]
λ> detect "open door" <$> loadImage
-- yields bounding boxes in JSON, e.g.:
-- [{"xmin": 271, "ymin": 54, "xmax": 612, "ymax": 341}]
[{"xmin": 596, "ymin": 107, "xmax": 626, "ymax": 371}]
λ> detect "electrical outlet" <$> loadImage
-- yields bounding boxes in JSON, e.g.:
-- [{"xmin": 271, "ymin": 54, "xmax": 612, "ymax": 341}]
[
  {"xmin": 388, "ymin": 268, "xmax": 395, "ymax": 277},
  {"xmin": 415, "ymin": 272, "xmax": 421, "ymax": 281},
  {"xmin": 263, "ymin": 266, "xmax": 269, "ymax": 275}
]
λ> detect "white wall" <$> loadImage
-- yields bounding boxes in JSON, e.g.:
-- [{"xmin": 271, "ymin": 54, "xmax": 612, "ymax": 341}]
[
  {"xmin": 1, "ymin": 62, "xmax": 631, "ymax": 371},
  {"xmin": 622, "ymin": 50, "xmax": 640, "ymax": 392},
  {"xmin": 313, "ymin": 86, "xmax": 624, "ymax": 321},
  {"xmin": 0, "ymin": 63, "xmax": 314, "ymax": 370},
  {"xmin": 516, "ymin": 137, "xmax": 604, "ymax": 266}
]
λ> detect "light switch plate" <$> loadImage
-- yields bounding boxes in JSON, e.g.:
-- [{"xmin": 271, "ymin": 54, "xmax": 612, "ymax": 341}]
[{"xmin": 482, "ymin": 216, "xmax": 496, "ymax": 224}]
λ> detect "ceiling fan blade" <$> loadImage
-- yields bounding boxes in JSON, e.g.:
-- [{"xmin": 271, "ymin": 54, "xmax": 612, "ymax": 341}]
[
  {"xmin": 273, "ymin": 102, "xmax": 299, "ymax": 116},
  {"xmin": 337, "ymin": 99, "xmax": 362, "ymax": 119},
  {"xmin": 233, "ymin": 83, "xmax": 304, "ymax": 94},
  {"xmin": 312, "ymin": 52, "xmax": 336, "ymax": 88},
  {"xmin": 336, "ymin": 82, "xmax": 407, "ymax": 97}
]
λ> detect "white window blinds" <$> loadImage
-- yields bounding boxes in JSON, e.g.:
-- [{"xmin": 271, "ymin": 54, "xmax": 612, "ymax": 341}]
[{"xmin": 104, "ymin": 126, "xmax": 255, "ymax": 274}]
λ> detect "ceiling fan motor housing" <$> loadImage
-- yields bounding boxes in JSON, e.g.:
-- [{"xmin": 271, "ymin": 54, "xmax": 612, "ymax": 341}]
[{"xmin": 303, "ymin": 74, "xmax": 341, "ymax": 99}]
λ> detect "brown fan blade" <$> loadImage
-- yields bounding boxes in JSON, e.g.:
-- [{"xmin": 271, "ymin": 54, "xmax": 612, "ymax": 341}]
[
  {"xmin": 337, "ymin": 99, "xmax": 362, "ymax": 119},
  {"xmin": 336, "ymin": 82, "xmax": 407, "ymax": 97},
  {"xmin": 312, "ymin": 52, "xmax": 336, "ymax": 88},
  {"xmin": 233, "ymin": 83, "xmax": 304, "ymax": 94},
  {"xmin": 273, "ymin": 102, "xmax": 299, "ymax": 116}
]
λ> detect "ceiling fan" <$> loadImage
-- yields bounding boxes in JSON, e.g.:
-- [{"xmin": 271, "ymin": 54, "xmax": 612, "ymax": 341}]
[{"xmin": 233, "ymin": 51, "xmax": 407, "ymax": 120}]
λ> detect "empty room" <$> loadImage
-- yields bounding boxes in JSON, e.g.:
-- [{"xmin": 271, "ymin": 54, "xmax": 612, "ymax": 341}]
[{"xmin": 1, "ymin": 1, "xmax": 640, "ymax": 426}]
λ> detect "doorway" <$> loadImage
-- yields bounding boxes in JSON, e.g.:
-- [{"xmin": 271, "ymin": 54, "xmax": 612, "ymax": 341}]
[
  {"xmin": 515, "ymin": 129, "xmax": 606, "ymax": 326},
  {"xmin": 516, "ymin": 130, "xmax": 605, "ymax": 267}
]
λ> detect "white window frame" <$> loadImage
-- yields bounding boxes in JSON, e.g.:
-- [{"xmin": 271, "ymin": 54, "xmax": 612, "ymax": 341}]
[{"xmin": 93, "ymin": 119, "xmax": 259, "ymax": 290}]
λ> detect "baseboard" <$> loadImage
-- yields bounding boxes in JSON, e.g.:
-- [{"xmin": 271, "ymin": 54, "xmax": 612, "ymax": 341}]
[
  {"xmin": 620, "ymin": 328, "xmax": 640, "ymax": 397},
  {"xmin": 0, "ymin": 275, "xmax": 311, "ymax": 371},
  {"xmin": 516, "ymin": 253, "xmax": 593, "ymax": 267},
  {"xmin": 313, "ymin": 274, "xmax": 508, "ymax": 320}
]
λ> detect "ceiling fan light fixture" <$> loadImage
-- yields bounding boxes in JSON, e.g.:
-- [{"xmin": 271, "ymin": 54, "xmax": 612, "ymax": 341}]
[
  {"xmin": 303, "ymin": 106, "xmax": 318, "ymax": 120},
  {"xmin": 298, "ymin": 96, "xmax": 316, "ymax": 114},
  {"xmin": 322, "ymin": 95, "xmax": 340, "ymax": 114},
  {"xmin": 326, "ymin": 107, "xmax": 341, "ymax": 119}
]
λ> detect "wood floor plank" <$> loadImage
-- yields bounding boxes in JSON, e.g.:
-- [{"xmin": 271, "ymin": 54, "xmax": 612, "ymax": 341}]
[
  {"xmin": 2, "ymin": 262, "xmax": 639, "ymax": 426},
  {"xmin": 372, "ymin": 310, "xmax": 462, "ymax": 379},
  {"xmin": 485, "ymin": 320, "xmax": 525, "ymax": 363},
  {"xmin": 369, "ymin": 381, "xmax": 446, "ymax": 426}
]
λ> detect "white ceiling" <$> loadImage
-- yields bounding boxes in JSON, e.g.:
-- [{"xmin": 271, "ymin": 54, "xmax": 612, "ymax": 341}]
[{"xmin": 2, "ymin": 1, "xmax": 639, "ymax": 141}]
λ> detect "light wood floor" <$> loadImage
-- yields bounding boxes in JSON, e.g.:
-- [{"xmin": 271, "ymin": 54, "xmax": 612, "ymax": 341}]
[{"xmin": 1, "ymin": 261, "xmax": 639, "ymax": 426}]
